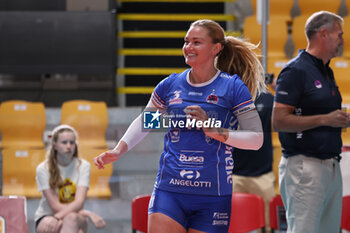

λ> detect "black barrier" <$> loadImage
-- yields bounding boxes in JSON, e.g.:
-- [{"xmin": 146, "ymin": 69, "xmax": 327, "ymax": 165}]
[{"xmin": 0, "ymin": 11, "xmax": 116, "ymax": 75}]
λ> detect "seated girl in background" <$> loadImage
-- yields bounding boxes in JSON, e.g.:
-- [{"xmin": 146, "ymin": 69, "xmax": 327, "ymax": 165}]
[{"xmin": 35, "ymin": 124, "xmax": 106, "ymax": 233}]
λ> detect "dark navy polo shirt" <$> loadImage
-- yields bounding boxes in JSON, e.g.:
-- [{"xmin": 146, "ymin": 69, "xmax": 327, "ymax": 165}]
[
  {"xmin": 233, "ymin": 92, "xmax": 274, "ymax": 176},
  {"xmin": 274, "ymin": 50, "xmax": 343, "ymax": 159}
]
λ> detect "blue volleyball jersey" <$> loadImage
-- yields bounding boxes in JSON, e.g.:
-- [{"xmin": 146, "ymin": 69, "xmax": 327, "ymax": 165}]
[{"xmin": 151, "ymin": 69, "xmax": 255, "ymax": 196}]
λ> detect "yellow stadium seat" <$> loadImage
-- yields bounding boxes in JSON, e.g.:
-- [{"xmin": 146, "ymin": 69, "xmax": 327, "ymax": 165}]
[
  {"xmin": 244, "ymin": 15, "xmax": 290, "ymax": 94},
  {"xmin": 2, "ymin": 148, "xmax": 46, "ymax": 198},
  {"xmin": 61, "ymin": 100, "xmax": 111, "ymax": 198},
  {"xmin": 244, "ymin": 15, "xmax": 290, "ymax": 59},
  {"xmin": 291, "ymin": 15, "xmax": 309, "ymax": 56},
  {"xmin": 251, "ymin": 0, "xmax": 293, "ymax": 18},
  {"xmin": 297, "ymin": 0, "xmax": 341, "ymax": 15},
  {"xmin": 347, "ymin": 0, "xmax": 350, "ymax": 16},
  {"xmin": 61, "ymin": 100, "xmax": 108, "ymax": 149},
  {"xmin": 342, "ymin": 16, "xmax": 350, "ymax": 59},
  {"xmin": 0, "ymin": 100, "xmax": 46, "ymax": 149},
  {"xmin": 342, "ymin": 105, "xmax": 350, "ymax": 147},
  {"xmin": 330, "ymin": 57, "xmax": 350, "ymax": 104},
  {"xmin": 329, "ymin": 57, "xmax": 350, "ymax": 146},
  {"xmin": 272, "ymin": 129, "xmax": 282, "ymax": 194},
  {"xmin": 79, "ymin": 147, "xmax": 113, "ymax": 198},
  {"xmin": 243, "ymin": 15, "xmax": 262, "ymax": 55},
  {"xmin": 268, "ymin": 16, "xmax": 291, "ymax": 58}
]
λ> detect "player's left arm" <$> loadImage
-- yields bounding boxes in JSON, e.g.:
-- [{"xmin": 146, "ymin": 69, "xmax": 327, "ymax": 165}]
[{"xmin": 185, "ymin": 105, "xmax": 263, "ymax": 150}]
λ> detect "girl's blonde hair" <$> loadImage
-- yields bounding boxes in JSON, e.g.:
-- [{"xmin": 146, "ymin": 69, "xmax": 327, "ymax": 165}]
[
  {"xmin": 47, "ymin": 124, "xmax": 79, "ymax": 189},
  {"xmin": 190, "ymin": 19, "xmax": 266, "ymax": 99}
]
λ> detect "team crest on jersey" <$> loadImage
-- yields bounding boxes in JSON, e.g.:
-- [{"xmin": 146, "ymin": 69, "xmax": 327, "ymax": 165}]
[
  {"xmin": 207, "ymin": 89, "xmax": 218, "ymax": 104},
  {"xmin": 314, "ymin": 80, "xmax": 322, "ymax": 89},
  {"xmin": 170, "ymin": 129, "xmax": 180, "ymax": 142},
  {"xmin": 169, "ymin": 90, "xmax": 183, "ymax": 105}
]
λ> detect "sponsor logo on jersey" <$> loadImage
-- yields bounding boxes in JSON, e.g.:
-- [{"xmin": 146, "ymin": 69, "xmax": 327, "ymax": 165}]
[
  {"xmin": 314, "ymin": 80, "xmax": 322, "ymax": 89},
  {"xmin": 234, "ymin": 102, "xmax": 255, "ymax": 115},
  {"xmin": 169, "ymin": 169, "xmax": 212, "ymax": 188},
  {"xmin": 213, "ymin": 212, "xmax": 229, "ymax": 219},
  {"xmin": 179, "ymin": 154, "xmax": 204, "ymax": 164},
  {"xmin": 212, "ymin": 212, "xmax": 229, "ymax": 226},
  {"xmin": 169, "ymin": 90, "xmax": 183, "ymax": 105},
  {"xmin": 205, "ymin": 135, "xmax": 215, "ymax": 145},
  {"xmin": 220, "ymin": 73, "xmax": 231, "ymax": 79},
  {"xmin": 278, "ymin": 90, "xmax": 288, "ymax": 95},
  {"xmin": 224, "ymin": 145, "xmax": 233, "ymax": 184},
  {"xmin": 169, "ymin": 179, "xmax": 211, "ymax": 188},
  {"xmin": 188, "ymin": 91, "xmax": 203, "ymax": 96},
  {"xmin": 180, "ymin": 169, "xmax": 200, "ymax": 179},
  {"xmin": 212, "ymin": 220, "xmax": 229, "ymax": 226}
]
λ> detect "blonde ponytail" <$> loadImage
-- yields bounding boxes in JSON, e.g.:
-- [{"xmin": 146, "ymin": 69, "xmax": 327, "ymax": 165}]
[{"xmin": 216, "ymin": 36, "xmax": 266, "ymax": 99}]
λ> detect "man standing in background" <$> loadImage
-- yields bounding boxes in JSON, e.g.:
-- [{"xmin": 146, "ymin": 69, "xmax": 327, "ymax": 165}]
[{"xmin": 272, "ymin": 11, "xmax": 349, "ymax": 233}]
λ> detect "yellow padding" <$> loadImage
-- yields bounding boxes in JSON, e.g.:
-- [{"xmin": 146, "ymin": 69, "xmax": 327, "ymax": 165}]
[
  {"xmin": 298, "ymin": 0, "xmax": 340, "ymax": 16},
  {"xmin": 117, "ymin": 67, "xmax": 186, "ymax": 75},
  {"xmin": 79, "ymin": 147, "xmax": 113, "ymax": 198},
  {"xmin": 117, "ymin": 87, "xmax": 155, "ymax": 94},
  {"xmin": 119, "ymin": 0, "xmax": 235, "ymax": 2},
  {"xmin": 61, "ymin": 100, "xmax": 108, "ymax": 149},
  {"xmin": 343, "ymin": 16, "xmax": 350, "ymax": 58},
  {"xmin": 2, "ymin": 148, "xmax": 46, "ymax": 198},
  {"xmin": 118, "ymin": 30, "xmax": 240, "ymax": 38},
  {"xmin": 292, "ymin": 15, "xmax": 309, "ymax": 57},
  {"xmin": 0, "ymin": 100, "xmax": 46, "ymax": 149},
  {"xmin": 118, "ymin": 48, "xmax": 182, "ymax": 56},
  {"xmin": 117, "ymin": 13, "xmax": 235, "ymax": 21},
  {"xmin": 330, "ymin": 58, "xmax": 350, "ymax": 109}
]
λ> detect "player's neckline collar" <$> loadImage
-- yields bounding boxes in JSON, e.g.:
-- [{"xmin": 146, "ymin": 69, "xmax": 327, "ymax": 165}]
[{"xmin": 186, "ymin": 69, "xmax": 220, "ymax": 87}]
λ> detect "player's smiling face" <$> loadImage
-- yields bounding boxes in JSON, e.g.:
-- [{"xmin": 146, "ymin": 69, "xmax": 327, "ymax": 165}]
[{"xmin": 183, "ymin": 26, "xmax": 219, "ymax": 67}]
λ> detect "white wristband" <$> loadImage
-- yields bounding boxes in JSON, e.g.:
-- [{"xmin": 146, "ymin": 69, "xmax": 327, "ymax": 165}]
[
  {"xmin": 224, "ymin": 130, "xmax": 263, "ymax": 150},
  {"xmin": 224, "ymin": 109, "xmax": 263, "ymax": 150}
]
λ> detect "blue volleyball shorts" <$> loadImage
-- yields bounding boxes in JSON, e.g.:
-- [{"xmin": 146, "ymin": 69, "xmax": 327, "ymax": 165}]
[{"xmin": 148, "ymin": 188, "xmax": 231, "ymax": 232}]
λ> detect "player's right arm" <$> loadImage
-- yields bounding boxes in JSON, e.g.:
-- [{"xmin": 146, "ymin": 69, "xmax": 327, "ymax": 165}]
[{"xmin": 93, "ymin": 98, "xmax": 164, "ymax": 169}]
